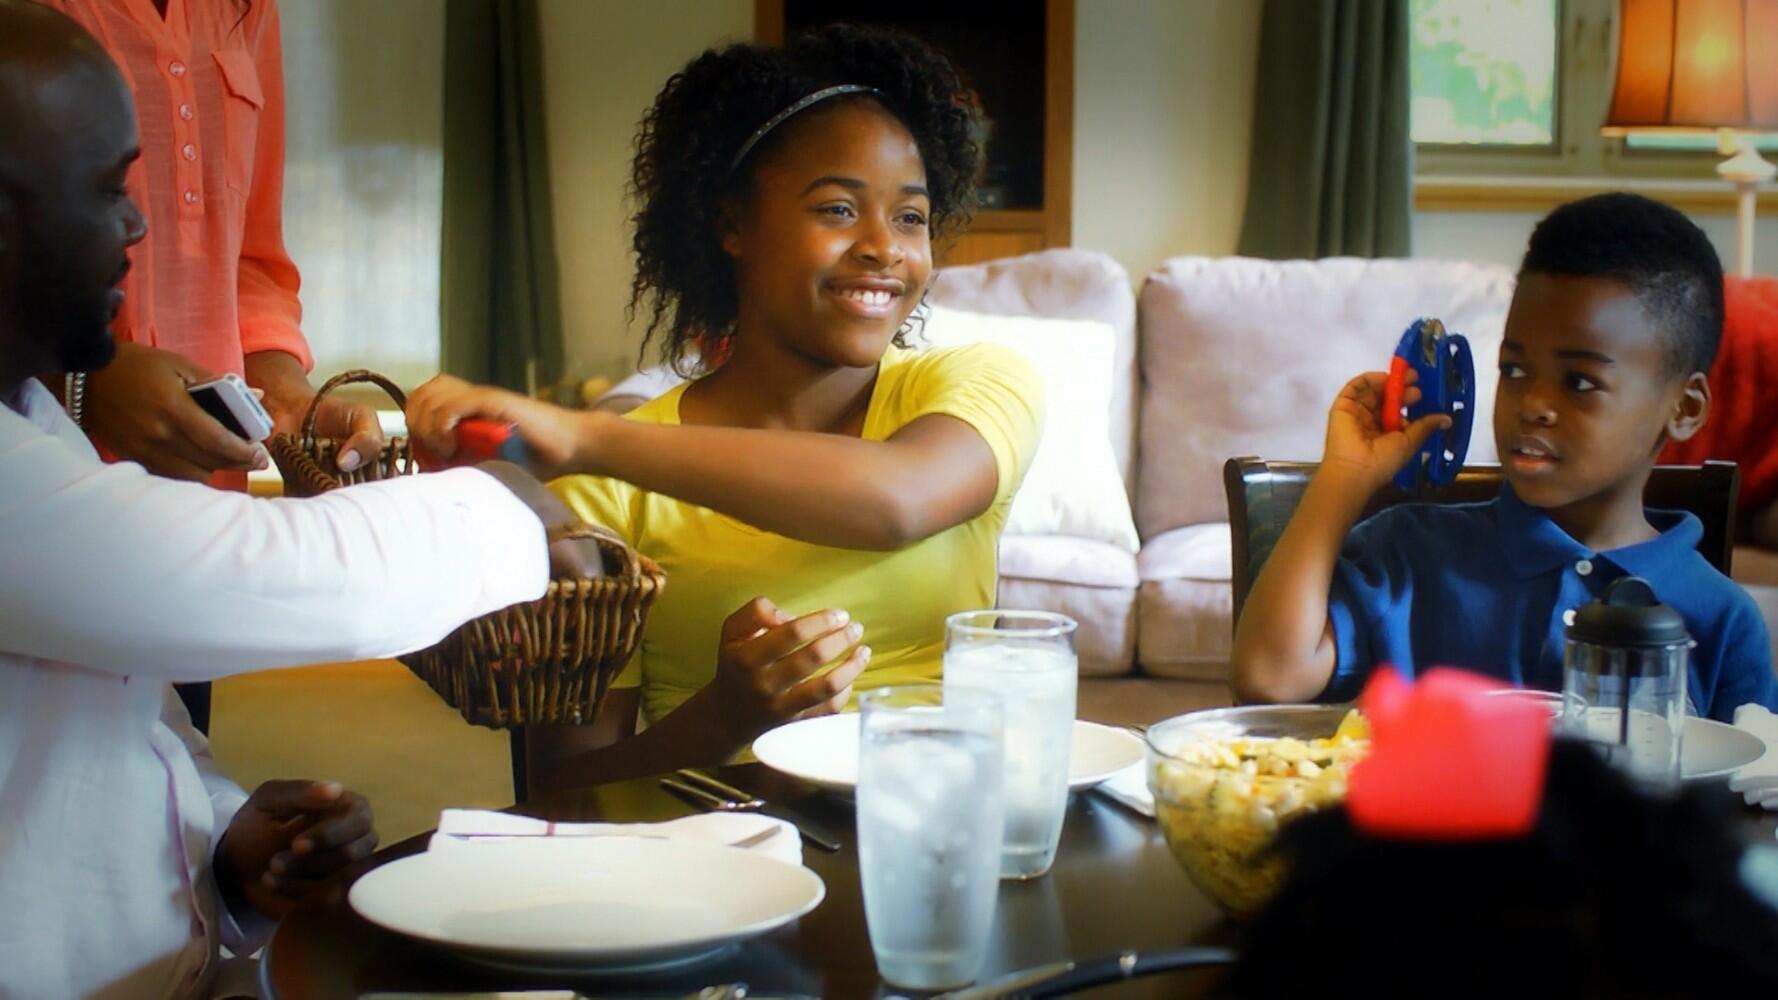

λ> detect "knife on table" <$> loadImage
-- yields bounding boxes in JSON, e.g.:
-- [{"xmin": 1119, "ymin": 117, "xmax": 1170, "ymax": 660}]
[
  {"xmin": 933, "ymin": 947, "xmax": 1237, "ymax": 999},
  {"xmin": 362, "ymin": 987, "xmax": 804, "ymax": 1000},
  {"xmin": 663, "ymin": 769, "xmax": 843, "ymax": 853}
]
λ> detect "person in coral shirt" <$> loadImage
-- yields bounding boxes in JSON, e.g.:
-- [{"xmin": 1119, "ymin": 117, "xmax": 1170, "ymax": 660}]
[{"xmin": 38, "ymin": 0, "xmax": 381, "ymax": 487}]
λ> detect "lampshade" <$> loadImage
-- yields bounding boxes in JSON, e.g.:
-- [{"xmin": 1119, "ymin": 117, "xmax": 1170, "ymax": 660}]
[{"xmin": 1603, "ymin": 0, "xmax": 1778, "ymax": 134}]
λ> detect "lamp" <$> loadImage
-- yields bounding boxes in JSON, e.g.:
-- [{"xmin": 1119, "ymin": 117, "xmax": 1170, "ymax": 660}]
[{"xmin": 1603, "ymin": 0, "xmax": 1778, "ymax": 276}]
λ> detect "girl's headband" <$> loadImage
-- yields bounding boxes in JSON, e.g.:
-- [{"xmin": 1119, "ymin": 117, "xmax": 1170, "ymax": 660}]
[{"xmin": 726, "ymin": 84, "xmax": 882, "ymax": 178}]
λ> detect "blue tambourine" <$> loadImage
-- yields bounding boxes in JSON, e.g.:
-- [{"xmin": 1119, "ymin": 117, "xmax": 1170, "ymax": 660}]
[{"xmin": 1381, "ymin": 318, "xmax": 1474, "ymax": 490}]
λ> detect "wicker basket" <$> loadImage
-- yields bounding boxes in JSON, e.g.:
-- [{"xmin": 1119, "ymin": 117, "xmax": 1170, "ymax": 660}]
[
  {"xmin": 266, "ymin": 370, "xmax": 417, "ymax": 497},
  {"xmin": 267, "ymin": 370, "xmax": 664, "ymax": 728}
]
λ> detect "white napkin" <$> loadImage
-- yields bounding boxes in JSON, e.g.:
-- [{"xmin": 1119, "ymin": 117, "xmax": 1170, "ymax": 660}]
[
  {"xmin": 1730, "ymin": 704, "xmax": 1778, "ymax": 817},
  {"xmin": 1094, "ymin": 760, "xmax": 1155, "ymax": 817},
  {"xmin": 429, "ymin": 809, "xmax": 803, "ymax": 866}
]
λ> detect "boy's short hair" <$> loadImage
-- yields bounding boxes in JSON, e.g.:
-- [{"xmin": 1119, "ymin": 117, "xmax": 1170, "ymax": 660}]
[{"xmin": 1519, "ymin": 192, "xmax": 1724, "ymax": 376}]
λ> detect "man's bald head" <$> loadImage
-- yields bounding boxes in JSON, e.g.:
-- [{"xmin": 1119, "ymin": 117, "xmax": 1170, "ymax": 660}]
[
  {"xmin": 0, "ymin": 0, "xmax": 133, "ymax": 194},
  {"xmin": 0, "ymin": 0, "xmax": 145, "ymax": 395}
]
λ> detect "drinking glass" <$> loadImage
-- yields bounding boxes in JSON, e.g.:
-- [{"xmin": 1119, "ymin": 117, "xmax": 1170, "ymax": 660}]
[
  {"xmin": 944, "ymin": 610, "xmax": 1078, "ymax": 879},
  {"xmin": 857, "ymin": 684, "xmax": 1005, "ymax": 991}
]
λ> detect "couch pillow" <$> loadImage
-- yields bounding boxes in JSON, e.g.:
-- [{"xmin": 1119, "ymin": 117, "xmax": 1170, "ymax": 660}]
[
  {"xmin": 1136, "ymin": 256, "xmax": 1517, "ymax": 536},
  {"xmin": 930, "ymin": 249, "xmax": 1139, "ymax": 490},
  {"xmin": 921, "ymin": 304, "xmax": 1141, "ymax": 552}
]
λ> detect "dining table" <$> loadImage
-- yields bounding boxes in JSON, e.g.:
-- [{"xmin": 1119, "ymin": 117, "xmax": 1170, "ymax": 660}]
[
  {"xmin": 259, "ymin": 763, "xmax": 1778, "ymax": 1000},
  {"xmin": 260, "ymin": 762, "xmax": 1237, "ymax": 999}
]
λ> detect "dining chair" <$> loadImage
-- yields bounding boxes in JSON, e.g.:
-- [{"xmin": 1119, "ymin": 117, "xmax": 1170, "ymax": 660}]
[{"xmin": 1222, "ymin": 457, "xmax": 1742, "ymax": 630}]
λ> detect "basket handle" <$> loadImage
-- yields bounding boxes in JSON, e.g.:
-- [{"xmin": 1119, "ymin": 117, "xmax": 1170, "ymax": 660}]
[
  {"xmin": 300, "ymin": 369, "xmax": 409, "ymax": 450},
  {"xmin": 551, "ymin": 522, "xmax": 645, "ymax": 582}
]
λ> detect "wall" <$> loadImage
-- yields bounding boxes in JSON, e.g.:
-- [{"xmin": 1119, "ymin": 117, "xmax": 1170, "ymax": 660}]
[
  {"xmin": 537, "ymin": 0, "xmax": 753, "ymax": 382},
  {"xmin": 1416, "ymin": 207, "xmax": 1778, "ymax": 276},
  {"xmin": 1072, "ymin": 0, "xmax": 1263, "ymax": 285}
]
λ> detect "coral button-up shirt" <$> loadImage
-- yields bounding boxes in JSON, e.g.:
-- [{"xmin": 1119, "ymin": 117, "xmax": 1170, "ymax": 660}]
[{"xmin": 43, "ymin": 0, "xmax": 311, "ymax": 380}]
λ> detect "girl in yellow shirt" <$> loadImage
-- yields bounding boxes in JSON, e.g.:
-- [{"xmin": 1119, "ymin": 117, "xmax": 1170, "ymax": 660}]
[{"xmin": 407, "ymin": 25, "xmax": 1043, "ymax": 793}]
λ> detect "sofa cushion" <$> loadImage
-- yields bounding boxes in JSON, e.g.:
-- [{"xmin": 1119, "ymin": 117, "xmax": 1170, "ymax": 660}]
[
  {"xmin": 931, "ymin": 249, "xmax": 1138, "ymax": 491},
  {"xmin": 922, "ymin": 305, "xmax": 1139, "ymax": 551},
  {"xmin": 1135, "ymin": 256, "xmax": 1517, "ymax": 538},
  {"xmin": 1137, "ymin": 577, "xmax": 1232, "ymax": 682},
  {"xmin": 1137, "ymin": 522, "xmax": 1233, "ymax": 582},
  {"xmin": 997, "ymin": 534, "xmax": 1137, "ymax": 679},
  {"xmin": 1135, "ymin": 524, "xmax": 1234, "ymax": 681}
]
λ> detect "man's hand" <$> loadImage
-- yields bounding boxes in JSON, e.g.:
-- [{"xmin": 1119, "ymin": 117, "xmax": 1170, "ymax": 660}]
[
  {"xmin": 245, "ymin": 351, "xmax": 383, "ymax": 474},
  {"xmin": 215, "ymin": 780, "xmax": 377, "ymax": 920},
  {"xmin": 83, "ymin": 341, "xmax": 267, "ymax": 480},
  {"xmin": 1321, "ymin": 370, "xmax": 1450, "ymax": 495},
  {"xmin": 712, "ymin": 597, "xmax": 869, "ymax": 743}
]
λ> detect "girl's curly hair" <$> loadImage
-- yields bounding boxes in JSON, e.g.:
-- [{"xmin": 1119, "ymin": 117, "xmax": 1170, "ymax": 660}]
[{"xmin": 627, "ymin": 24, "xmax": 984, "ymax": 375}]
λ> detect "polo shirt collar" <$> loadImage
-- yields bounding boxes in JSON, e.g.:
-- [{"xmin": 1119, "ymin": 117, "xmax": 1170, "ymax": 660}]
[
  {"xmin": 1605, "ymin": 508, "xmax": 1703, "ymax": 580},
  {"xmin": 1494, "ymin": 483, "xmax": 1703, "ymax": 580}
]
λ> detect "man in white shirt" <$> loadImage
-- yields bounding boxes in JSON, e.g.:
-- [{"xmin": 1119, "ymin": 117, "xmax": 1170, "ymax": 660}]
[{"xmin": 0, "ymin": 4, "xmax": 594, "ymax": 996}]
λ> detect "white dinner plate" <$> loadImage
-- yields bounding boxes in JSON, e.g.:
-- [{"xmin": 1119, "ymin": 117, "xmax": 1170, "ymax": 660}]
[
  {"xmin": 1481, "ymin": 690, "xmax": 1765, "ymax": 782},
  {"xmin": 1683, "ymin": 716, "xmax": 1768, "ymax": 781},
  {"xmin": 347, "ymin": 837, "xmax": 824, "ymax": 973},
  {"xmin": 753, "ymin": 714, "xmax": 1145, "ymax": 793}
]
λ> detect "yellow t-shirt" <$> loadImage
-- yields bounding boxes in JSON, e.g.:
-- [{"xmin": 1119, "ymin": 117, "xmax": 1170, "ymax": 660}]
[{"xmin": 551, "ymin": 342, "xmax": 1044, "ymax": 726}]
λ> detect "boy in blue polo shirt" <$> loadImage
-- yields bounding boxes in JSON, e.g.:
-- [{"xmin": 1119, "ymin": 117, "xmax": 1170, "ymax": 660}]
[{"xmin": 1232, "ymin": 193, "xmax": 1778, "ymax": 722}]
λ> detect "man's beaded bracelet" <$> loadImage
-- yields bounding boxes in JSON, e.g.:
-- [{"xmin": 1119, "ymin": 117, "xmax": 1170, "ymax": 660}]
[{"xmin": 63, "ymin": 372, "xmax": 87, "ymax": 428}]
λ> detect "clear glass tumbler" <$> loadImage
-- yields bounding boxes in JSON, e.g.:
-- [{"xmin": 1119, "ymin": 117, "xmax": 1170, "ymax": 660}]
[
  {"xmin": 944, "ymin": 610, "xmax": 1078, "ymax": 879},
  {"xmin": 857, "ymin": 684, "xmax": 1005, "ymax": 991}
]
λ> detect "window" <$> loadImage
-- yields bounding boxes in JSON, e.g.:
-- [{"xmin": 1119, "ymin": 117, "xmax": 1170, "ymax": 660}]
[
  {"xmin": 281, "ymin": 0, "xmax": 444, "ymax": 390},
  {"xmin": 1410, "ymin": 0, "xmax": 1756, "ymax": 184}
]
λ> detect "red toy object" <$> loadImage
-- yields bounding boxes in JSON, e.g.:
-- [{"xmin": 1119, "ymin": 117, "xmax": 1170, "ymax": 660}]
[
  {"xmin": 414, "ymin": 418, "xmax": 528, "ymax": 472},
  {"xmin": 1381, "ymin": 355, "xmax": 1411, "ymax": 433},
  {"xmin": 1347, "ymin": 669, "xmax": 1552, "ymax": 841}
]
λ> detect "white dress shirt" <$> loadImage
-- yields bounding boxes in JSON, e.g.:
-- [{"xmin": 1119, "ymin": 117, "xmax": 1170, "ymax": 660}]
[{"xmin": 0, "ymin": 378, "xmax": 549, "ymax": 999}]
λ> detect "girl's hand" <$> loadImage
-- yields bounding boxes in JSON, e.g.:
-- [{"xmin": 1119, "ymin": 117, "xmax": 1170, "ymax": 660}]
[
  {"xmin": 405, "ymin": 374, "xmax": 585, "ymax": 476},
  {"xmin": 1320, "ymin": 370, "xmax": 1450, "ymax": 494},
  {"xmin": 712, "ymin": 597, "xmax": 870, "ymax": 742}
]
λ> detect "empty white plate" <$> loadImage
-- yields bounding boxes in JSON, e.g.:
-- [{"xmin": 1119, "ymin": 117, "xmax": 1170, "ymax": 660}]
[
  {"xmin": 753, "ymin": 714, "xmax": 1145, "ymax": 793},
  {"xmin": 1684, "ymin": 716, "xmax": 1767, "ymax": 781},
  {"xmin": 348, "ymin": 836, "xmax": 824, "ymax": 973},
  {"xmin": 1480, "ymin": 690, "xmax": 1765, "ymax": 782}
]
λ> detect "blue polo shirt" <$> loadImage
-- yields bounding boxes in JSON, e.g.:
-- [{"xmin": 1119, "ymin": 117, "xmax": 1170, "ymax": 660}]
[{"xmin": 1325, "ymin": 485, "xmax": 1778, "ymax": 721}]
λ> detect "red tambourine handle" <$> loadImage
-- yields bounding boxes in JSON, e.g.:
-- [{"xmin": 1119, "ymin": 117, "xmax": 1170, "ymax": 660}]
[
  {"xmin": 413, "ymin": 418, "xmax": 517, "ymax": 472},
  {"xmin": 1381, "ymin": 355, "xmax": 1410, "ymax": 433}
]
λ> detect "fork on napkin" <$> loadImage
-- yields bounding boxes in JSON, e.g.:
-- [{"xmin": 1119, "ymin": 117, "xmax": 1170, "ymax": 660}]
[
  {"xmin": 1730, "ymin": 704, "xmax": 1778, "ymax": 819},
  {"xmin": 429, "ymin": 809, "xmax": 804, "ymax": 866}
]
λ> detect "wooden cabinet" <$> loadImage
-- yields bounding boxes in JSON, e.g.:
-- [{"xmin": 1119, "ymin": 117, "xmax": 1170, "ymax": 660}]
[{"xmin": 757, "ymin": 0, "xmax": 1073, "ymax": 266}]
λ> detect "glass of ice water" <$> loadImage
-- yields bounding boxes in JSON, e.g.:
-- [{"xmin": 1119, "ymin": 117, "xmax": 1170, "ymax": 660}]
[
  {"xmin": 857, "ymin": 684, "xmax": 1005, "ymax": 991},
  {"xmin": 944, "ymin": 610, "xmax": 1078, "ymax": 879}
]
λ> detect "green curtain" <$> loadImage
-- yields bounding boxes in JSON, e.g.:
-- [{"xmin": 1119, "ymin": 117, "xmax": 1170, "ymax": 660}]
[
  {"xmin": 439, "ymin": 0, "xmax": 564, "ymax": 392},
  {"xmin": 1237, "ymin": 0, "xmax": 1413, "ymax": 260}
]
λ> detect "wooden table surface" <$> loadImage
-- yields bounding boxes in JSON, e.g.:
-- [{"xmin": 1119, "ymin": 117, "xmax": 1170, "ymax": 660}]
[{"xmin": 260, "ymin": 764, "xmax": 1237, "ymax": 1000}]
